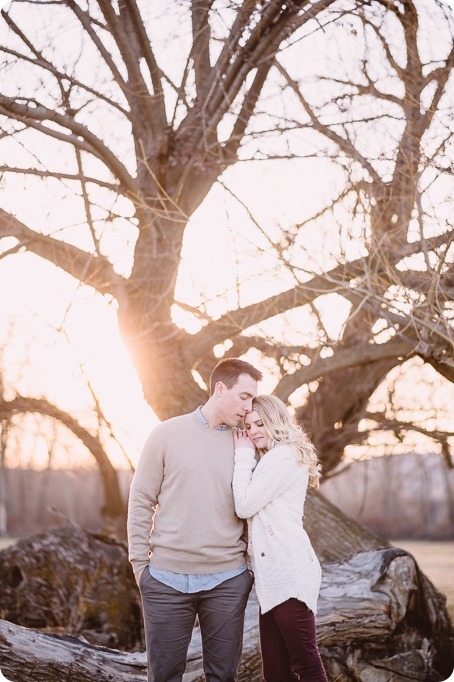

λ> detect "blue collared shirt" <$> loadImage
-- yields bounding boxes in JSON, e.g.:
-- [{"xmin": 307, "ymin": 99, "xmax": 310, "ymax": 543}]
[
  {"xmin": 194, "ymin": 405, "xmax": 230, "ymax": 431},
  {"xmin": 148, "ymin": 564, "xmax": 247, "ymax": 593},
  {"xmin": 148, "ymin": 407, "xmax": 246, "ymax": 593}
]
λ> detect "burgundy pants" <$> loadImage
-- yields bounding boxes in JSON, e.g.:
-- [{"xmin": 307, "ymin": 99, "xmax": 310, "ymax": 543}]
[{"xmin": 259, "ymin": 599, "xmax": 328, "ymax": 682}]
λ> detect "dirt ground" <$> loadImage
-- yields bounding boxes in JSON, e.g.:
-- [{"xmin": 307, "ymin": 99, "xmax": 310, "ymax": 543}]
[{"xmin": 393, "ymin": 539, "xmax": 454, "ymax": 622}]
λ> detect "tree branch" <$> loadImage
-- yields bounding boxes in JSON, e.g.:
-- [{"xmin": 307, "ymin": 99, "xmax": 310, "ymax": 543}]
[
  {"xmin": 190, "ymin": 233, "xmax": 452, "ymax": 358},
  {"xmin": 360, "ymin": 14, "xmax": 405, "ymax": 79},
  {"xmin": 0, "ymin": 208, "xmax": 127, "ymax": 298},
  {"xmin": 191, "ymin": 0, "xmax": 214, "ymax": 100},
  {"xmin": 420, "ymin": 44, "xmax": 454, "ymax": 133},
  {"xmin": 275, "ymin": 60, "xmax": 384, "ymax": 185},
  {"xmin": 0, "ymin": 96, "xmax": 137, "ymax": 195},
  {"xmin": 177, "ymin": 0, "xmax": 337, "ymax": 195},
  {"xmin": 123, "ymin": 0, "xmax": 166, "ymax": 105},
  {"xmin": 273, "ymin": 337, "xmax": 414, "ymax": 402},
  {"xmin": 223, "ymin": 63, "xmax": 271, "ymax": 161},
  {"xmin": 0, "ymin": 165, "xmax": 119, "ymax": 192},
  {"xmin": 96, "ymin": 0, "xmax": 156, "ymax": 125},
  {"xmin": 0, "ymin": 16, "xmax": 129, "ymax": 117},
  {"xmin": 0, "ymin": 395, "xmax": 125, "ymax": 519},
  {"xmin": 364, "ymin": 412, "xmax": 454, "ymax": 464},
  {"xmin": 66, "ymin": 1, "xmax": 130, "ymax": 98}
]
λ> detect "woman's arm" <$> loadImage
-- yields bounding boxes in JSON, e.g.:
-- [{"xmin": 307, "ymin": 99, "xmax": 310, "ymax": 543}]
[{"xmin": 232, "ymin": 445, "xmax": 296, "ymax": 519}]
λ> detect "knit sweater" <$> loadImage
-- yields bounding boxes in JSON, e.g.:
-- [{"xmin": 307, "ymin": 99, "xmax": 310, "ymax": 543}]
[
  {"xmin": 127, "ymin": 412, "xmax": 247, "ymax": 574},
  {"xmin": 233, "ymin": 444, "xmax": 322, "ymax": 615}
]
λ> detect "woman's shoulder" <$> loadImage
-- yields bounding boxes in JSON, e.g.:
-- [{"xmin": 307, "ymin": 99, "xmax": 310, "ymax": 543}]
[{"xmin": 264, "ymin": 443, "xmax": 299, "ymax": 463}]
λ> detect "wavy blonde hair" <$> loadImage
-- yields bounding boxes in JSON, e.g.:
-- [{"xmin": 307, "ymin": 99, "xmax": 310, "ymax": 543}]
[{"xmin": 249, "ymin": 395, "xmax": 322, "ymax": 489}]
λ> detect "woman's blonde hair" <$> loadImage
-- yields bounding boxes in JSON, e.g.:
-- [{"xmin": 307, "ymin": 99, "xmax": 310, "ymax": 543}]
[{"xmin": 250, "ymin": 395, "xmax": 322, "ymax": 489}]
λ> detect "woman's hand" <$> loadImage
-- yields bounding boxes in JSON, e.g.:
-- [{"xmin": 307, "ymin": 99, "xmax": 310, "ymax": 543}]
[{"xmin": 233, "ymin": 428, "xmax": 255, "ymax": 449}]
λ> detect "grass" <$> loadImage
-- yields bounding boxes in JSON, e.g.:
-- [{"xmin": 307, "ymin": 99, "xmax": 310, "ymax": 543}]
[
  {"xmin": 393, "ymin": 539, "xmax": 454, "ymax": 623},
  {"xmin": 0, "ymin": 537, "xmax": 19, "ymax": 551}
]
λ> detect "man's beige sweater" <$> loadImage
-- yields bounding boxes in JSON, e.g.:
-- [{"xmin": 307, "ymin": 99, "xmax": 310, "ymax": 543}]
[{"xmin": 127, "ymin": 412, "xmax": 247, "ymax": 574}]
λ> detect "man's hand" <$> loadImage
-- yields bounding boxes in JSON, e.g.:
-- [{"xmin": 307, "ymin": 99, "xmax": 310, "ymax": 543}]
[
  {"xmin": 233, "ymin": 428, "xmax": 255, "ymax": 449},
  {"xmin": 134, "ymin": 569, "xmax": 144, "ymax": 586}
]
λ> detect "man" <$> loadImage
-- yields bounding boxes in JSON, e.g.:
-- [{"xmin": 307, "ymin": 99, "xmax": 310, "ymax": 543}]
[{"xmin": 127, "ymin": 357, "xmax": 263, "ymax": 682}]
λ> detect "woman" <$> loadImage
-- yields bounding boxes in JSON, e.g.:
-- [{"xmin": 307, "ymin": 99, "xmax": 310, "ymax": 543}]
[{"xmin": 233, "ymin": 395, "xmax": 327, "ymax": 682}]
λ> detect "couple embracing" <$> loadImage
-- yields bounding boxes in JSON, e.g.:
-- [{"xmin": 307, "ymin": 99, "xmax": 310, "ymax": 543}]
[{"xmin": 127, "ymin": 358, "xmax": 328, "ymax": 682}]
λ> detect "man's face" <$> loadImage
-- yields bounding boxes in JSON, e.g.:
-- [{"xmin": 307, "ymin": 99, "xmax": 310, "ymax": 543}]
[{"xmin": 216, "ymin": 373, "xmax": 258, "ymax": 428}]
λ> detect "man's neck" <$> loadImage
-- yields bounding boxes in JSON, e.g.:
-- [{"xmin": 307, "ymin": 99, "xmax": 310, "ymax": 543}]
[{"xmin": 200, "ymin": 402, "xmax": 224, "ymax": 430}]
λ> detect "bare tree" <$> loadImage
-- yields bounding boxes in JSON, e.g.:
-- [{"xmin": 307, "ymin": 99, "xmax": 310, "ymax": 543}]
[
  {"xmin": 0, "ymin": 1, "xmax": 453, "ymax": 675},
  {"xmin": 0, "ymin": 0, "xmax": 451, "ymax": 471},
  {"xmin": 0, "ymin": 0, "xmax": 342, "ymax": 415},
  {"xmin": 0, "ymin": 389, "xmax": 127, "ymax": 531},
  {"xmin": 0, "ymin": 323, "xmax": 128, "ymax": 531}
]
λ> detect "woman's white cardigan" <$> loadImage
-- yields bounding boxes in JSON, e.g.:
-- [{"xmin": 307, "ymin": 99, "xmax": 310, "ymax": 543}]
[{"xmin": 233, "ymin": 444, "xmax": 321, "ymax": 615}]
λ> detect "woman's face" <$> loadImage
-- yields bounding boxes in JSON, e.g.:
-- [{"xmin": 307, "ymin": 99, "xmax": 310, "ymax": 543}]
[{"xmin": 244, "ymin": 409, "xmax": 268, "ymax": 450}]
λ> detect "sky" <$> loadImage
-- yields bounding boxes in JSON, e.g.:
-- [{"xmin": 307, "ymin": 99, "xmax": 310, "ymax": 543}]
[{"xmin": 0, "ymin": 0, "xmax": 453, "ymax": 471}]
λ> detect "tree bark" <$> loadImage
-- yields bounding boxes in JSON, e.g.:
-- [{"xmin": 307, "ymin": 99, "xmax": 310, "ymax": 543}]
[
  {"xmin": 0, "ymin": 526, "xmax": 143, "ymax": 651},
  {"xmin": 0, "ymin": 620, "xmax": 148, "ymax": 682}
]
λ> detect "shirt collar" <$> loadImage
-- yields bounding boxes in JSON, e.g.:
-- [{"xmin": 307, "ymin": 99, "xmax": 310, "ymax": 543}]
[{"xmin": 195, "ymin": 406, "xmax": 229, "ymax": 431}]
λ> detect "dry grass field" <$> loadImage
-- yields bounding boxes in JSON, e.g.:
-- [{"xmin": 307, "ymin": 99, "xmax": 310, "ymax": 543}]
[
  {"xmin": 0, "ymin": 537, "xmax": 18, "ymax": 551},
  {"xmin": 393, "ymin": 539, "xmax": 454, "ymax": 623}
]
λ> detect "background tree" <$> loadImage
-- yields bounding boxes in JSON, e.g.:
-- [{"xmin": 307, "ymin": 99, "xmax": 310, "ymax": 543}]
[
  {"xmin": 0, "ymin": 365, "xmax": 127, "ymax": 533},
  {"xmin": 0, "ymin": 317, "xmax": 132, "ymax": 531}
]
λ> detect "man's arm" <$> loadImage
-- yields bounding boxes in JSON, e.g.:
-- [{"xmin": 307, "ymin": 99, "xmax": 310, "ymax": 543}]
[{"xmin": 127, "ymin": 428, "xmax": 165, "ymax": 577}]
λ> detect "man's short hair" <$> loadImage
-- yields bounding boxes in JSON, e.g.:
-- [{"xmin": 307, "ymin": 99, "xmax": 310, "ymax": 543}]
[{"xmin": 210, "ymin": 358, "xmax": 263, "ymax": 395}]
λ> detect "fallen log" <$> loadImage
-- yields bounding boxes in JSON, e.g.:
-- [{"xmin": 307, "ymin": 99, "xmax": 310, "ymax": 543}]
[
  {"xmin": 317, "ymin": 548, "xmax": 453, "ymax": 681},
  {"xmin": 0, "ymin": 621, "xmax": 147, "ymax": 682},
  {"xmin": 0, "ymin": 491, "xmax": 453, "ymax": 681},
  {"xmin": 1, "ymin": 545, "xmax": 453, "ymax": 681},
  {"xmin": 0, "ymin": 525, "xmax": 144, "ymax": 650}
]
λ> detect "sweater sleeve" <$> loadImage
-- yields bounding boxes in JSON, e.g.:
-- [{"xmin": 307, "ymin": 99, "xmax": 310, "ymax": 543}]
[
  {"xmin": 232, "ymin": 445, "xmax": 297, "ymax": 519},
  {"xmin": 127, "ymin": 428, "xmax": 165, "ymax": 573}
]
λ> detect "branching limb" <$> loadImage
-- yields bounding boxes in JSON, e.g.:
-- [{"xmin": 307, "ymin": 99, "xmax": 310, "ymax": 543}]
[
  {"xmin": 0, "ymin": 165, "xmax": 119, "ymax": 191},
  {"xmin": 0, "ymin": 97, "xmax": 137, "ymax": 194},
  {"xmin": 0, "ymin": 10, "xmax": 129, "ymax": 117},
  {"xmin": 191, "ymin": 0, "xmax": 214, "ymax": 101},
  {"xmin": 0, "ymin": 395, "xmax": 125, "ymax": 519},
  {"xmin": 66, "ymin": 1, "xmax": 130, "ymax": 97},
  {"xmin": 0, "ymin": 208, "xmax": 126, "ymax": 298},
  {"xmin": 191, "ymin": 233, "xmax": 452, "ymax": 357},
  {"xmin": 274, "ymin": 337, "xmax": 414, "ymax": 402},
  {"xmin": 275, "ymin": 60, "xmax": 384, "ymax": 184}
]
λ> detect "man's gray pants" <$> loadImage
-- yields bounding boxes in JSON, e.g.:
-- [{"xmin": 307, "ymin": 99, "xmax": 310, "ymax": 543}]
[{"xmin": 139, "ymin": 569, "xmax": 253, "ymax": 682}]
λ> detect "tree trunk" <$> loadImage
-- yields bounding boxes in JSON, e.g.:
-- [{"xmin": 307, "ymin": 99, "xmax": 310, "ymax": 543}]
[
  {"xmin": 0, "ymin": 496, "xmax": 452, "ymax": 681},
  {"xmin": 117, "ymin": 308, "xmax": 207, "ymax": 421}
]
